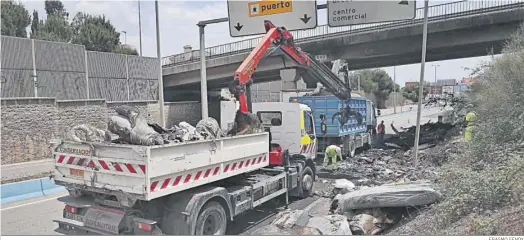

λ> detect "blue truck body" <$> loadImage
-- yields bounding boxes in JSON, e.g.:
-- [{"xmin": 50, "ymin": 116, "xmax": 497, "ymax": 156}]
[{"xmin": 289, "ymin": 95, "xmax": 373, "ymax": 156}]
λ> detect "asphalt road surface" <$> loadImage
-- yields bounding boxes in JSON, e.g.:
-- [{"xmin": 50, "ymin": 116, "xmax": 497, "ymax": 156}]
[
  {"xmin": 0, "ymin": 106, "xmax": 447, "ymax": 236},
  {"xmin": 0, "ymin": 184, "xmax": 324, "ymax": 236}
]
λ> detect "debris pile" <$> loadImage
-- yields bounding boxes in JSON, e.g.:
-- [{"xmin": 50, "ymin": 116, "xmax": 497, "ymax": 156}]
[
  {"xmin": 257, "ymin": 182, "xmax": 442, "ymax": 235},
  {"xmin": 387, "ymin": 121, "xmax": 455, "ymax": 150},
  {"xmin": 315, "ymin": 120, "xmax": 464, "ymax": 193},
  {"xmin": 68, "ymin": 105, "xmax": 263, "ymax": 145},
  {"xmin": 251, "ymin": 210, "xmax": 351, "ymax": 235},
  {"xmin": 317, "ymin": 148, "xmax": 439, "ymax": 189},
  {"xmin": 305, "ymin": 118, "xmax": 464, "ymax": 235}
]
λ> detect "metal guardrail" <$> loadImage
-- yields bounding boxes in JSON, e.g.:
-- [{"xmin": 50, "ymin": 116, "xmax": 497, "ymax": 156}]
[{"xmin": 162, "ymin": 0, "xmax": 523, "ymax": 67}]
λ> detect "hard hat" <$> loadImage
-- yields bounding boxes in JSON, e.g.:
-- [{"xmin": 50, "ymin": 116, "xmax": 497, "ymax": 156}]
[{"xmin": 264, "ymin": 99, "xmax": 268, "ymax": 102}]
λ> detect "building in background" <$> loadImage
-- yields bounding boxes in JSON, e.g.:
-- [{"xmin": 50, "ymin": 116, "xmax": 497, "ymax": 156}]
[
  {"xmin": 426, "ymin": 85, "xmax": 442, "ymax": 98},
  {"xmin": 404, "ymin": 82, "xmax": 419, "ymax": 87},
  {"xmin": 431, "ymin": 79, "xmax": 457, "ymax": 86},
  {"xmin": 442, "ymin": 85, "xmax": 454, "ymax": 95},
  {"xmin": 461, "ymin": 76, "xmax": 478, "ymax": 85}
]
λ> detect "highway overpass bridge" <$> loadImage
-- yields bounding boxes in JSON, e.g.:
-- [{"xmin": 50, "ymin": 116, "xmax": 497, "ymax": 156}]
[{"xmin": 162, "ymin": 0, "xmax": 524, "ymax": 100}]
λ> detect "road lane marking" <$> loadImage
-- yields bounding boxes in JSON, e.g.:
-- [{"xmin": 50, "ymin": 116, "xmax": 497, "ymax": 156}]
[{"xmin": 1, "ymin": 193, "xmax": 68, "ymax": 211}]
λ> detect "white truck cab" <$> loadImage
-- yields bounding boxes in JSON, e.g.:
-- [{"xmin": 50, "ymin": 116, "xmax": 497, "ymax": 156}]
[{"xmin": 220, "ymin": 101, "xmax": 317, "ymax": 161}]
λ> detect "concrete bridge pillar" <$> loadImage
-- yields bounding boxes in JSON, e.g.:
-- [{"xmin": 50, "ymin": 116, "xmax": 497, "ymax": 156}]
[
  {"xmin": 280, "ymin": 69, "xmax": 307, "ymax": 89},
  {"xmin": 280, "ymin": 68, "xmax": 307, "ymax": 102}
]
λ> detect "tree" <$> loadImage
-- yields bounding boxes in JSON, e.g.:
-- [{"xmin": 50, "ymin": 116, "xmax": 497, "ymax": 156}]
[
  {"xmin": 30, "ymin": 10, "xmax": 40, "ymax": 38},
  {"xmin": 32, "ymin": 15, "xmax": 72, "ymax": 42},
  {"xmin": 1, "ymin": 0, "xmax": 31, "ymax": 38},
  {"xmin": 113, "ymin": 44, "xmax": 139, "ymax": 55},
  {"xmin": 349, "ymin": 69, "xmax": 395, "ymax": 108},
  {"xmin": 44, "ymin": 0, "xmax": 68, "ymax": 19},
  {"xmin": 70, "ymin": 12, "xmax": 121, "ymax": 52},
  {"xmin": 32, "ymin": 0, "xmax": 72, "ymax": 42},
  {"xmin": 402, "ymin": 83, "xmax": 428, "ymax": 103}
]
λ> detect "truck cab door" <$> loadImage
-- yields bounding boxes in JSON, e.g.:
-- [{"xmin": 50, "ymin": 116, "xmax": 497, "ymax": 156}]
[{"xmin": 300, "ymin": 110, "xmax": 317, "ymax": 159}]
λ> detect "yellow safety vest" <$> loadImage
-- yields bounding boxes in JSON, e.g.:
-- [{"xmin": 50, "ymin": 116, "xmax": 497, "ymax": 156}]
[{"xmin": 466, "ymin": 111, "xmax": 477, "ymax": 127}]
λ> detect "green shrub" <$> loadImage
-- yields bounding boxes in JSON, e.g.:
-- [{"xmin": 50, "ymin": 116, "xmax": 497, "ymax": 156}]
[{"xmin": 432, "ymin": 23, "xmax": 524, "ymax": 233}]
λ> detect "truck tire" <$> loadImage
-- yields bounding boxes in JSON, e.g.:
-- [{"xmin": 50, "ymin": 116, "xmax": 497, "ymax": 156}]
[
  {"xmin": 194, "ymin": 201, "xmax": 227, "ymax": 235},
  {"xmin": 299, "ymin": 166, "xmax": 314, "ymax": 198}
]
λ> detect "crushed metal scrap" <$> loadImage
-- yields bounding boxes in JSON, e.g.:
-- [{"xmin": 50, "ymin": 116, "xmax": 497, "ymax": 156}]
[{"xmin": 68, "ymin": 105, "xmax": 263, "ymax": 145}]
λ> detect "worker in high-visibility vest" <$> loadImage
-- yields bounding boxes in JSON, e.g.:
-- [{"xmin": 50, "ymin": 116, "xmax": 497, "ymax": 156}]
[
  {"xmin": 324, "ymin": 144, "xmax": 344, "ymax": 168},
  {"xmin": 464, "ymin": 104, "xmax": 477, "ymax": 142}
]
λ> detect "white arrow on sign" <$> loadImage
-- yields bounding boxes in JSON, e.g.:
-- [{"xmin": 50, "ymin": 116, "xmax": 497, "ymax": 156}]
[
  {"xmin": 327, "ymin": 0, "xmax": 416, "ymax": 27},
  {"xmin": 227, "ymin": 0, "xmax": 318, "ymax": 38}
]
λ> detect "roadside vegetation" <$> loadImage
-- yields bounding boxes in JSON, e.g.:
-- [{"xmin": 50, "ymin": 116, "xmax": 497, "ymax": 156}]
[
  {"xmin": 394, "ymin": 23, "xmax": 524, "ymax": 235},
  {"xmin": 1, "ymin": 0, "xmax": 138, "ymax": 55}
]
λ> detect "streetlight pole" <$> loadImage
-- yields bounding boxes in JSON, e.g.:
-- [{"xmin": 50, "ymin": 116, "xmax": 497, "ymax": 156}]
[
  {"xmin": 138, "ymin": 0, "xmax": 143, "ymax": 56},
  {"xmin": 155, "ymin": 0, "xmax": 165, "ymax": 127},
  {"xmin": 393, "ymin": 66, "xmax": 397, "ymax": 114},
  {"xmin": 121, "ymin": 31, "xmax": 127, "ymax": 45},
  {"xmin": 431, "ymin": 64, "xmax": 439, "ymax": 84},
  {"xmin": 357, "ymin": 74, "xmax": 361, "ymax": 92},
  {"xmin": 413, "ymin": 0, "xmax": 429, "ymax": 164}
]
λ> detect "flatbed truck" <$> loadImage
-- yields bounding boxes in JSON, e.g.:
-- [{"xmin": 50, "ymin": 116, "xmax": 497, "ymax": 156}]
[{"xmin": 52, "ymin": 20, "xmax": 357, "ymax": 235}]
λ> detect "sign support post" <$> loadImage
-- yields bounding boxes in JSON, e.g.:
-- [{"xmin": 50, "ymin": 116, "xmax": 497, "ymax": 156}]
[
  {"xmin": 196, "ymin": 3, "xmax": 326, "ymax": 119},
  {"xmin": 413, "ymin": 0, "xmax": 429, "ymax": 164}
]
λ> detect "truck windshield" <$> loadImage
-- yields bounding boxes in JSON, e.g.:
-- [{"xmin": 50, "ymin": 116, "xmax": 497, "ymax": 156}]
[{"xmin": 257, "ymin": 112, "xmax": 282, "ymax": 126}]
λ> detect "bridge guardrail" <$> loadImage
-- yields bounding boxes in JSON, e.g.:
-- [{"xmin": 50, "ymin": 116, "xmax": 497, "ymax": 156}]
[{"xmin": 162, "ymin": 0, "xmax": 523, "ymax": 67}]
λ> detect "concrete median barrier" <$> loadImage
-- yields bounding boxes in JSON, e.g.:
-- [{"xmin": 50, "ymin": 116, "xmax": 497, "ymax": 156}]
[{"xmin": 0, "ymin": 177, "xmax": 66, "ymax": 205}]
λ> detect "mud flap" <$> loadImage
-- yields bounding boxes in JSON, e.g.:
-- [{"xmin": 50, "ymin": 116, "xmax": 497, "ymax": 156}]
[{"xmin": 83, "ymin": 205, "xmax": 125, "ymax": 235}]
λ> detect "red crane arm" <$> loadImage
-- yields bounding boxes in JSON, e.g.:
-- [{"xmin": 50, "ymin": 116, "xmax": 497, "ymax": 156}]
[{"xmin": 232, "ymin": 20, "xmax": 311, "ymax": 113}]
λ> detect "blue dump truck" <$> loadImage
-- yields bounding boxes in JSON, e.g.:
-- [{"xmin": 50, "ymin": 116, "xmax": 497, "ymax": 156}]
[{"xmin": 290, "ymin": 95, "xmax": 377, "ymax": 158}]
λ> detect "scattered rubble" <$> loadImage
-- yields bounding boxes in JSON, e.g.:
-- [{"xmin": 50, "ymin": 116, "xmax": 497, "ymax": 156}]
[
  {"xmin": 306, "ymin": 120, "xmax": 462, "ymax": 236},
  {"xmin": 349, "ymin": 214, "xmax": 382, "ymax": 235},
  {"xmin": 271, "ymin": 210, "xmax": 310, "ymax": 229},
  {"xmin": 306, "ymin": 215, "xmax": 352, "ymax": 235},
  {"xmin": 317, "ymin": 148, "xmax": 440, "ymax": 187},
  {"xmin": 333, "ymin": 179, "xmax": 355, "ymax": 195},
  {"xmin": 259, "ymin": 182, "xmax": 441, "ymax": 235},
  {"xmin": 251, "ymin": 210, "xmax": 352, "ymax": 235}
]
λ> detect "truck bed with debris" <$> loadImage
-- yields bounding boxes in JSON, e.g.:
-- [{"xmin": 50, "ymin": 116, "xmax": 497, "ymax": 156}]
[
  {"xmin": 53, "ymin": 132, "xmax": 270, "ymax": 201},
  {"xmin": 290, "ymin": 95, "xmax": 373, "ymax": 157}
]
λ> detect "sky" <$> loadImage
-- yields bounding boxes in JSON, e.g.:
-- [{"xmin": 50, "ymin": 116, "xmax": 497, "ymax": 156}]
[{"xmin": 19, "ymin": 0, "xmax": 496, "ymax": 86}]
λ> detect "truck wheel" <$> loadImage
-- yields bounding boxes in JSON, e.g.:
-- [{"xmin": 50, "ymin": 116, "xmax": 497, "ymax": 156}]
[
  {"xmin": 299, "ymin": 166, "xmax": 314, "ymax": 198},
  {"xmin": 194, "ymin": 201, "xmax": 227, "ymax": 235}
]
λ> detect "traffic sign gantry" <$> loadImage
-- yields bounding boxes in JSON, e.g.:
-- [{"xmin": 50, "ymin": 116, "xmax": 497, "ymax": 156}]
[
  {"xmin": 327, "ymin": 0, "xmax": 416, "ymax": 27},
  {"xmin": 227, "ymin": 0, "xmax": 318, "ymax": 37}
]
